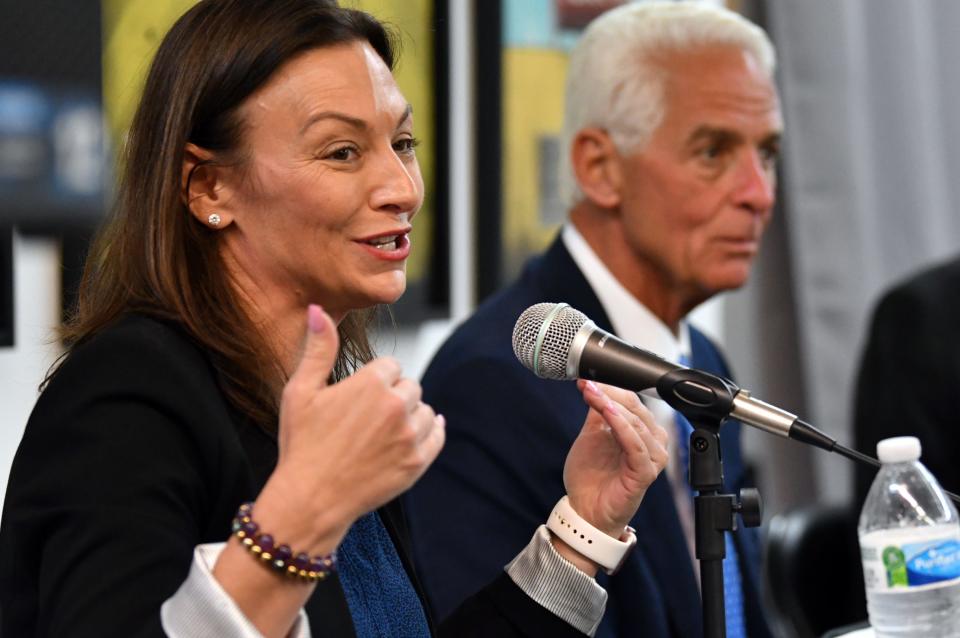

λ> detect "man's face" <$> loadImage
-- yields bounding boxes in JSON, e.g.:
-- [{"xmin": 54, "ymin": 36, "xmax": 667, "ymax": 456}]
[{"xmin": 615, "ymin": 45, "xmax": 782, "ymax": 306}]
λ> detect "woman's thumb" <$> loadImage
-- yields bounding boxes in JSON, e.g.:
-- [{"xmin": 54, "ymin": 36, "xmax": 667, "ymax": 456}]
[{"xmin": 291, "ymin": 304, "xmax": 339, "ymax": 388}]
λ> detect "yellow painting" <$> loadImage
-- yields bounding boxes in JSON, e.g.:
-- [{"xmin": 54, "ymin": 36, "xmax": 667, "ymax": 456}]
[
  {"xmin": 501, "ymin": 47, "xmax": 567, "ymax": 277},
  {"xmin": 499, "ymin": 0, "xmax": 592, "ymax": 281}
]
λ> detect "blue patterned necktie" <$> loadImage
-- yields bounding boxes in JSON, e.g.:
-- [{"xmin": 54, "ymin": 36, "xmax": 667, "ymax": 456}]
[{"xmin": 676, "ymin": 354, "xmax": 746, "ymax": 638}]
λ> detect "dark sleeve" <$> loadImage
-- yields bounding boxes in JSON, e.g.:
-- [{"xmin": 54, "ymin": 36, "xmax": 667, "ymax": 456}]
[
  {"xmin": 853, "ymin": 278, "xmax": 960, "ymax": 505},
  {"xmin": 438, "ymin": 573, "xmax": 587, "ymax": 637},
  {"xmin": 0, "ymin": 322, "xmax": 237, "ymax": 637},
  {"xmin": 403, "ymin": 351, "xmax": 589, "ymax": 637}
]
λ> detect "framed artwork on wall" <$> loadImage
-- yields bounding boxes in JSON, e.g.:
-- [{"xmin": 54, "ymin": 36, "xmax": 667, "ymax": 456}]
[{"xmin": 501, "ymin": 0, "xmax": 625, "ymax": 278}]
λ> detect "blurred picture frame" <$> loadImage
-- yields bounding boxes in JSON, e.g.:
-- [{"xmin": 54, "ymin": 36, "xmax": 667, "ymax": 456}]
[{"xmin": 484, "ymin": 0, "xmax": 626, "ymax": 297}]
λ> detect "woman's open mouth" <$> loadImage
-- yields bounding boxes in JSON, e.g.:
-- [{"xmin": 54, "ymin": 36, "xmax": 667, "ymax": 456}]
[{"xmin": 357, "ymin": 231, "xmax": 411, "ymax": 261}]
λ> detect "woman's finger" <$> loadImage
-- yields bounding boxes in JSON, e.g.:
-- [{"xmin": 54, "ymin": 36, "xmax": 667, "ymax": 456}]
[
  {"xmin": 579, "ymin": 380, "xmax": 612, "ymax": 416},
  {"xmin": 595, "ymin": 382, "xmax": 655, "ymax": 422},
  {"xmin": 410, "ymin": 400, "xmax": 439, "ymax": 443},
  {"xmin": 419, "ymin": 414, "xmax": 446, "ymax": 467},
  {"xmin": 607, "ymin": 398, "xmax": 667, "ymax": 469},
  {"xmin": 580, "ymin": 380, "xmax": 669, "ymax": 473},
  {"xmin": 649, "ymin": 413, "xmax": 669, "ymax": 447},
  {"xmin": 391, "ymin": 377, "xmax": 423, "ymax": 413},
  {"xmin": 601, "ymin": 400, "xmax": 648, "ymax": 461},
  {"xmin": 584, "ymin": 381, "xmax": 669, "ymax": 453},
  {"xmin": 580, "ymin": 381, "xmax": 655, "ymax": 423},
  {"xmin": 636, "ymin": 416, "xmax": 669, "ymax": 468},
  {"xmin": 357, "ymin": 357, "xmax": 404, "ymax": 388}
]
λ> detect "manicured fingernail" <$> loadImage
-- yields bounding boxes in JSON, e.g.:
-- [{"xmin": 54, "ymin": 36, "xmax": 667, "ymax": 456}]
[
  {"xmin": 308, "ymin": 304, "xmax": 325, "ymax": 334},
  {"xmin": 605, "ymin": 400, "xmax": 620, "ymax": 417},
  {"xmin": 585, "ymin": 380, "xmax": 600, "ymax": 394},
  {"xmin": 436, "ymin": 414, "xmax": 446, "ymax": 428}
]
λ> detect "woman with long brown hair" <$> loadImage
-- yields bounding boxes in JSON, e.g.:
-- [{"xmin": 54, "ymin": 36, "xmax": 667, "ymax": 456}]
[{"xmin": 0, "ymin": 1, "xmax": 667, "ymax": 636}]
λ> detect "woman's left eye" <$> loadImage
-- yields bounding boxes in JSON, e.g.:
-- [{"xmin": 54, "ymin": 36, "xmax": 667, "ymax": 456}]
[
  {"xmin": 393, "ymin": 137, "xmax": 421, "ymax": 154},
  {"xmin": 325, "ymin": 146, "xmax": 358, "ymax": 161}
]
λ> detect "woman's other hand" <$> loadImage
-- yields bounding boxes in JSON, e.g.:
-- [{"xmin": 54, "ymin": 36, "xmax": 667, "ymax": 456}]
[{"xmin": 554, "ymin": 381, "xmax": 668, "ymax": 571}]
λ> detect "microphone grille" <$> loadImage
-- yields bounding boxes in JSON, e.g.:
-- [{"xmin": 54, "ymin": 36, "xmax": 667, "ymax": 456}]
[{"xmin": 512, "ymin": 303, "xmax": 589, "ymax": 379}]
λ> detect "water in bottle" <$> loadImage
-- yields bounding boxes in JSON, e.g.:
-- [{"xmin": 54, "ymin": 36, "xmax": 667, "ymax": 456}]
[{"xmin": 858, "ymin": 436, "xmax": 960, "ymax": 637}]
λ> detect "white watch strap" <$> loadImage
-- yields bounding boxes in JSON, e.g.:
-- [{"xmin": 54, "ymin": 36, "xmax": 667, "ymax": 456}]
[{"xmin": 546, "ymin": 496, "xmax": 637, "ymax": 575}]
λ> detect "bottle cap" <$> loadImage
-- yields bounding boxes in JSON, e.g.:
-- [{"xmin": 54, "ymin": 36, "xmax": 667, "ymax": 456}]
[{"xmin": 877, "ymin": 436, "xmax": 922, "ymax": 463}]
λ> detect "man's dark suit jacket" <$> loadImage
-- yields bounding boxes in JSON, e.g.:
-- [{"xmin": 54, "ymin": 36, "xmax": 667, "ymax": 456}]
[
  {"xmin": 854, "ymin": 256, "xmax": 960, "ymax": 505},
  {"xmin": 405, "ymin": 235, "xmax": 772, "ymax": 638},
  {"xmin": 0, "ymin": 314, "xmax": 587, "ymax": 637}
]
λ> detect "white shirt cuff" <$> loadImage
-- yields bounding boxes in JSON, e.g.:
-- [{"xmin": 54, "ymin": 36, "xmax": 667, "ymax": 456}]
[
  {"xmin": 161, "ymin": 542, "xmax": 311, "ymax": 638},
  {"xmin": 505, "ymin": 525, "xmax": 608, "ymax": 636}
]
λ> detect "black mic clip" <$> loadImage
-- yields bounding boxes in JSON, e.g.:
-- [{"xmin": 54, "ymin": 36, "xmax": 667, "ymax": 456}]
[{"xmin": 655, "ymin": 367, "xmax": 740, "ymax": 427}]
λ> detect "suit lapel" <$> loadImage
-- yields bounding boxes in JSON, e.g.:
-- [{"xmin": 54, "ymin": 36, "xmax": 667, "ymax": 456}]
[{"xmin": 533, "ymin": 235, "xmax": 614, "ymax": 334}]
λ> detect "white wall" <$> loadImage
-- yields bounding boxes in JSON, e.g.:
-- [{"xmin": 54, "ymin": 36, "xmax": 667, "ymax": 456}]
[{"xmin": 0, "ymin": 233, "xmax": 63, "ymax": 511}]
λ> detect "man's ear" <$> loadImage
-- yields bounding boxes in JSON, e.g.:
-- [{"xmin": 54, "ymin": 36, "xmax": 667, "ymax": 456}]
[
  {"xmin": 570, "ymin": 127, "xmax": 623, "ymax": 209},
  {"xmin": 181, "ymin": 143, "xmax": 236, "ymax": 229}
]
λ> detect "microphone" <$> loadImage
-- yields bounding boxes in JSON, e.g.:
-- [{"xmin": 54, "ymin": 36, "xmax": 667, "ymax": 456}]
[{"xmin": 511, "ymin": 302, "xmax": 845, "ymax": 456}]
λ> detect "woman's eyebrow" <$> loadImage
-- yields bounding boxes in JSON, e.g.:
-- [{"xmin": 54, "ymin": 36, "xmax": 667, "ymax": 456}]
[
  {"xmin": 394, "ymin": 104, "xmax": 413, "ymax": 131},
  {"xmin": 300, "ymin": 110, "xmax": 367, "ymax": 135},
  {"xmin": 300, "ymin": 104, "xmax": 413, "ymax": 136}
]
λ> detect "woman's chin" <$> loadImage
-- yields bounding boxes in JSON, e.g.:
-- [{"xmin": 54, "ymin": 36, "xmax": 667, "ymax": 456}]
[
  {"xmin": 364, "ymin": 276, "xmax": 407, "ymax": 307},
  {"xmin": 326, "ymin": 272, "xmax": 408, "ymax": 312}
]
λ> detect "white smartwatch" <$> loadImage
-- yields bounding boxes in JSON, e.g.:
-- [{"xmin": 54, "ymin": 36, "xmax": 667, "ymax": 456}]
[{"xmin": 546, "ymin": 496, "xmax": 637, "ymax": 575}]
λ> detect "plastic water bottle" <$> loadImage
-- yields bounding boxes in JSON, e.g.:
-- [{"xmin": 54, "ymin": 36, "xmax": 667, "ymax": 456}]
[{"xmin": 858, "ymin": 436, "xmax": 960, "ymax": 636}]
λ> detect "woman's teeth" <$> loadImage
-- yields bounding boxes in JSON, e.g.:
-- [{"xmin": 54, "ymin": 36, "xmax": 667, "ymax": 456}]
[{"xmin": 368, "ymin": 235, "xmax": 398, "ymax": 251}]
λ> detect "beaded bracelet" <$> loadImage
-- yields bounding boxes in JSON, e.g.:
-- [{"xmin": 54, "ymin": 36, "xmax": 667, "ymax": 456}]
[{"xmin": 231, "ymin": 502, "xmax": 337, "ymax": 582}]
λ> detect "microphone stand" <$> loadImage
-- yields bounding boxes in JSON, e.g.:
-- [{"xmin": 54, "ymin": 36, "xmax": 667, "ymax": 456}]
[{"xmin": 657, "ymin": 368, "xmax": 762, "ymax": 638}]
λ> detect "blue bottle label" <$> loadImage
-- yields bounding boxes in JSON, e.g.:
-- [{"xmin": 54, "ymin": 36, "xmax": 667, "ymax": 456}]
[
  {"xmin": 861, "ymin": 529, "xmax": 960, "ymax": 592},
  {"xmin": 903, "ymin": 539, "xmax": 960, "ymax": 586}
]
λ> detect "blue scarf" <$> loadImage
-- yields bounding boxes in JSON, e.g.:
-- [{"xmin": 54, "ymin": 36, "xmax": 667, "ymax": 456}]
[{"xmin": 336, "ymin": 511, "xmax": 431, "ymax": 637}]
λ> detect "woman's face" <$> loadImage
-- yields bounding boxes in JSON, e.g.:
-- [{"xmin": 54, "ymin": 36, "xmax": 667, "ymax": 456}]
[{"xmin": 220, "ymin": 41, "xmax": 423, "ymax": 319}]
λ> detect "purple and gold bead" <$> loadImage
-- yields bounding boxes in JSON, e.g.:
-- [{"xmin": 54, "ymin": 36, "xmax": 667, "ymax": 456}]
[
  {"xmin": 257, "ymin": 534, "xmax": 275, "ymax": 553},
  {"xmin": 293, "ymin": 552, "xmax": 310, "ymax": 571},
  {"xmin": 231, "ymin": 502, "xmax": 336, "ymax": 583}
]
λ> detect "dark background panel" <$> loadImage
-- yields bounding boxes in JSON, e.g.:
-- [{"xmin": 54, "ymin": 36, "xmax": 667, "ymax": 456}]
[
  {"xmin": 474, "ymin": 0, "xmax": 502, "ymax": 304},
  {"xmin": 0, "ymin": 1, "xmax": 102, "ymax": 86},
  {"xmin": 0, "ymin": 1, "xmax": 108, "ymax": 344}
]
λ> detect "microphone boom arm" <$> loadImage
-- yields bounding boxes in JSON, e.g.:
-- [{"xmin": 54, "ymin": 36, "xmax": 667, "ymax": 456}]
[{"xmin": 652, "ymin": 367, "xmax": 960, "ymax": 504}]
